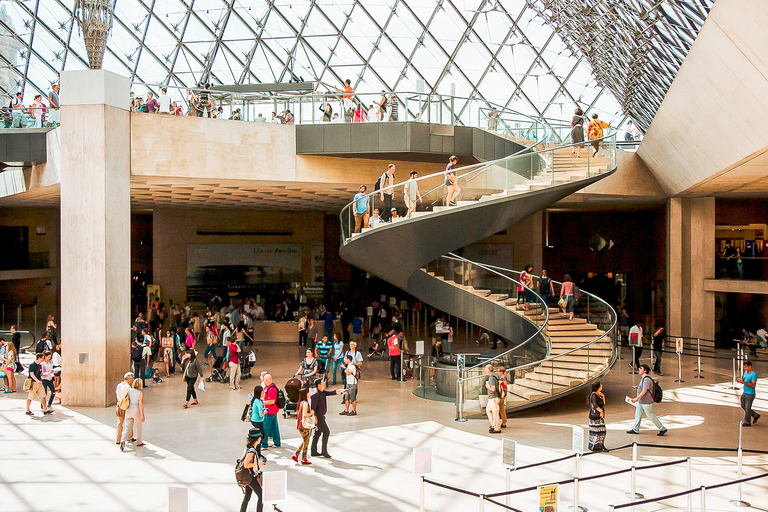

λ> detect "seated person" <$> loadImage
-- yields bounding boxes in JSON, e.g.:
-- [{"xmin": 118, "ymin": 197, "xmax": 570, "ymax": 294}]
[{"xmin": 740, "ymin": 328, "xmax": 759, "ymax": 356}]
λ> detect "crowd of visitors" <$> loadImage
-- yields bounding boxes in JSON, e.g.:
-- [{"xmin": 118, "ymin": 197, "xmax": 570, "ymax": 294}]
[{"xmin": 3, "ymin": 84, "xmax": 60, "ymax": 128}]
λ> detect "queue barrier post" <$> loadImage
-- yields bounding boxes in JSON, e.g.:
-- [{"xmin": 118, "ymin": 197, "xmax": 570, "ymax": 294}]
[
  {"xmin": 686, "ymin": 457, "xmax": 692, "ymax": 512},
  {"xmin": 420, "ymin": 476, "xmax": 426, "ymax": 512},
  {"xmin": 730, "ymin": 422, "xmax": 750, "ymax": 507},
  {"xmin": 701, "ymin": 486, "xmax": 707, "ymax": 512},
  {"xmin": 625, "ymin": 443, "xmax": 644, "ymax": 500},
  {"xmin": 675, "ymin": 351, "xmax": 684, "ymax": 383},
  {"xmin": 694, "ymin": 338, "xmax": 704, "ymax": 379},
  {"xmin": 729, "ymin": 357, "xmax": 738, "ymax": 390},
  {"xmin": 478, "ymin": 493, "xmax": 484, "ymax": 512}
]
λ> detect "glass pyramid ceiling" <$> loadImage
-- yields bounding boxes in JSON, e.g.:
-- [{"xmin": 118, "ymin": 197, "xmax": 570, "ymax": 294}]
[{"xmin": 0, "ymin": 0, "xmax": 714, "ymax": 129}]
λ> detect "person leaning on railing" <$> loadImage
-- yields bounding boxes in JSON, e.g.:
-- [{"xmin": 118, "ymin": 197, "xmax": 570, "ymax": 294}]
[{"xmin": 352, "ymin": 185, "xmax": 370, "ymax": 233}]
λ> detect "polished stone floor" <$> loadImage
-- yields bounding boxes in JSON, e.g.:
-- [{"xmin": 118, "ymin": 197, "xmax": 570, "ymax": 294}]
[{"xmin": 1, "ymin": 342, "xmax": 767, "ymax": 511}]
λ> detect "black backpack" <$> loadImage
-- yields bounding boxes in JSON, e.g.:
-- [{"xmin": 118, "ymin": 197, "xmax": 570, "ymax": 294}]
[
  {"xmin": 374, "ymin": 172, "xmax": 386, "ymax": 191},
  {"xmin": 131, "ymin": 345, "xmax": 143, "ymax": 362},
  {"xmin": 269, "ymin": 384, "xmax": 287, "ymax": 409},
  {"xmin": 35, "ymin": 339, "xmax": 47, "ymax": 354},
  {"xmin": 644, "ymin": 376, "xmax": 663, "ymax": 403}
]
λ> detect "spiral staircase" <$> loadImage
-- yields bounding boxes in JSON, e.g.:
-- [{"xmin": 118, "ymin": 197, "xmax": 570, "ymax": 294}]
[{"xmin": 339, "ymin": 131, "xmax": 619, "ymax": 413}]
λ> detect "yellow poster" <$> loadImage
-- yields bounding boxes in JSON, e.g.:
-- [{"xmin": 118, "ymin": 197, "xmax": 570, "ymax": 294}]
[{"xmin": 538, "ymin": 484, "xmax": 558, "ymax": 512}]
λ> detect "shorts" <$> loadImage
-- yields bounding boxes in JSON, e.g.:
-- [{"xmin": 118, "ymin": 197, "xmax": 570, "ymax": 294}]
[
  {"xmin": 28, "ymin": 382, "xmax": 44, "ymax": 401},
  {"xmin": 163, "ymin": 347, "xmax": 173, "ymax": 359},
  {"xmin": 345, "ymin": 384, "xmax": 358, "ymax": 402}
]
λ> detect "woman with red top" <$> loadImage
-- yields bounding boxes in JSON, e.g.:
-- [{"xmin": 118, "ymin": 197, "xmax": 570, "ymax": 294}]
[
  {"xmin": 291, "ymin": 388, "xmax": 314, "ymax": 465},
  {"xmin": 228, "ymin": 338, "xmax": 241, "ymax": 390}
]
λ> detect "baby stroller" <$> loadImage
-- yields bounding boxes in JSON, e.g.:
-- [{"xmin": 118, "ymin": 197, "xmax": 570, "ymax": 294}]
[
  {"xmin": 240, "ymin": 350, "xmax": 256, "ymax": 380},
  {"xmin": 282, "ymin": 377, "xmax": 302, "ymax": 418},
  {"xmin": 206, "ymin": 355, "xmax": 228, "ymax": 383}
]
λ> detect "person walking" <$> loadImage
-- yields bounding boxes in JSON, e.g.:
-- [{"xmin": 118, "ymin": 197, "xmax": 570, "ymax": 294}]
[
  {"xmin": 497, "ymin": 367, "xmax": 508, "ymax": 428},
  {"xmin": 484, "ymin": 364, "xmax": 501, "ymax": 433},
  {"xmin": 652, "ymin": 327, "xmax": 664, "ymax": 375},
  {"xmin": 162, "ymin": 331, "xmax": 174, "ymax": 377},
  {"xmin": 588, "ymin": 382, "xmax": 608, "ymax": 451},
  {"xmin": 342, "ymin": 340, "xmax": 364, "ymax": 387},
  {"xmin": 41, "ymin": 351, "xmax": 56, "ymax": 409},
  {"xmin": 115, "ymin": 372, "xmax": 134, "ymax": 444},
  {"xmin": 120, "ymin": 378, "xmax": 146, "ymax": 451},
  {"xmin": 331, "ymin": 334, "xmax": 344, "ymax": 385},
  {"xmin": 340, "ymin": 354, "xmax": 359, "ymax": 416},
  {"xmin": 626, "ymin": 365, "xmax": 667, "ymax": 436},
  {"xmin": 559, "ymin": 274, "xmax": 576, "ymax": 320},
  {"xmin": 203, "ymin": 325, "xmax": 217, "ymax": 367},
  {"xmin": 228, "ymin": 337, "xmax": 242, "ymax": 390},
  {"xmin": 315, "ymin": 335, "xmax": 332, "ymax": 378},
  {"xmin": 239, "ymin": 428, "xmax": 266, "ymax": 512},
  {"xmin": 310, "ymin": 378, "xmax": 344, "ymax": 458},
  {"xmin": 520, "ymin": 264, "xmax": 536, "ymax": 310},
  {"xmin": 25, "ymin": 353, "xmax": 49, "ymax": 416},
  {"xmin": 444, "ymin": 156, "xmax": 462, "ymax": 206},
  {"xmin": 292, "ymin": 388, "xmax": 314, "ymax": 465},
  {"xmin": 379, "ymin": 164, "xmax": 396, "ymax": 222},
  {"xmin": 297, "ymin": 313, "xmax": 309, "ymax": 346},
  {"xmin": 539, "ymin": 270, "xmax": 555, "ymax": 307},
  {"xmin": 736, "ymin": 360, "xmax": 760, "ymax": 426},
  {"xmin": 629, "ymin": 321, "xmax": 644, "ymax": 371},
  {"xmin": 261, "ymin": 373, "xmax": 282, "ymax": 449},
  {"xmin": 181, "ymin": 349, "xmax": 203, "ymax": 409},
  {"xmin": 295, "ymin": 348, "xmax": 319, "ymax": 386},
  {"xmin": 249, "ymin": 385, "xmax": 266, "ymax": 435},
  {"xmin": 404, "ymin": 170, "xmax": 423, "ymax": 218},
  {"xmin": 3, "ymin": 341, "xmax": 17, "ymax": 393},
  {"xmin": 570, "ymin": 108, "xmax": 586, "ymax": 157},
  {"xmin": 387, "ymin": 329, "xmax": 401, "ymax": 380},
  {"xmin": 587, "ymin": 113, "xmax": 610, "ymax": 157},
  {"xmin": 306, "ymin": 318, "xmax": 318, "ymax": 349}
]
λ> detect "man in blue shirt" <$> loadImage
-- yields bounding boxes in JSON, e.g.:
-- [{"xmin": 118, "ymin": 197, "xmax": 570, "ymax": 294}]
[
  {"xmin": 315, "ymin": 336, "xmax": 333, "ymax": 378},
  {"xmin": 737, "ymin": 361, "xmax": 760, "ymax": 426},
  {"xmin": 331, "ymin": 335, "xmax": 345, "ymax": 385},
  {"xmin": 353, "ymin": 185, "xmax": 370, "ymax": 233}
]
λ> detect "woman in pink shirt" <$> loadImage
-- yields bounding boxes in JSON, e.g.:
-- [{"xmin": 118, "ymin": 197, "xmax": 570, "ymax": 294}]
[
  {"xmin": 41, "ymin": 351, "xmax": 56, "ymax": 408},
  {"xmin": 185, "ymin": 327, "xmax": 195, "ymax": 349},
  {"xmin": 559, "ymin": 274, "xmax": 576, "ymax": 320}
]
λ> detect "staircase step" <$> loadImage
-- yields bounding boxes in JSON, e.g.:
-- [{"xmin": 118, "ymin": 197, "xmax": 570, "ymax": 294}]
[
  {"xmin": 512, "ymin": 378, "xmax": 566, "ymax": 394},
  {"xmin": 506, "ymin": 383, "xmax": 549, "ymax": 400},
  {"xmin": 533, "ymin": 366, "xmax": 589, "ymax": 380},
  {"xmin": 456, "ymin": 200, "xmax": 479, "ymax": 207},
  {"xmin": 550, "ymin": 341, "xmax": 612, "ymax": 350},
  {"xmin": 472, "ymin": 289, "xmax": 492, "ymax": 297},
  {"xmin": 539, "ymin": 360, "xmax": 603, "ymax": 372},
  {"xmin": 547, "ymin": 317, "xmax": 587, "ymax": 325},
  {"xmin": 524, "ymin": 371, "xmax": 583, "ymax": 387},
  {"xmin": 549, "ymin": 347, "xmax": 613, "ymax": 357},
  {"xmin": 546, "ymin": 330, "xmax": 605, "ymax": 339},
  {"xmin": 545, "ymin": 323, "xmax": 598, "ymax": 332},
  {"xmin": 491, "ymin": 294, "xmax": 509, "ymax": 301}
]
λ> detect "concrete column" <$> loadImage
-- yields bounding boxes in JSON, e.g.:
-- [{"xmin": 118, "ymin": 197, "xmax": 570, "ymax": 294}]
[
  {"xmin": 666, "ymin": 197, "xmax": 715, "ymax": 343},
  {"xmin": 59, "ymin": 70, "xmax": 131, "ymax": 407}
]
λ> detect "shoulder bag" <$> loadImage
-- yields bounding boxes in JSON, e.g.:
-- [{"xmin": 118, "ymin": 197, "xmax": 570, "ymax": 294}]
[
  {"xmin": 23, "ymin": 377, "xmax": 33, "ymax": 391},
  {"xmin": 300, "ymin": 401, "xmax": 316, "ymax": 429}
]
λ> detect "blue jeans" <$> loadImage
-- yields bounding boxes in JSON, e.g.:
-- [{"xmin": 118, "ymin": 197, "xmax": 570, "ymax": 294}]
[
  {"xmin": 324, "ymin": 327, "xmax": 333, "ymax": 339},
  {"xmin": 632, "ymin": 403, "xmax": 664, "ymax": 431},
  {"xmin": 262, "ymin": 413, "xmax": 281, "ymax": 448},
  {"xmin": 332, "ymin": 358, "xmax": 342, "ymax": 384},
  {"xmin": 203, "ymin": 345, "xmax": 217, "ymax": 361}
]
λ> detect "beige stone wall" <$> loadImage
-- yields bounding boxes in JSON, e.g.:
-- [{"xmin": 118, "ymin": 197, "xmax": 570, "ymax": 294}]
[{"xmin": 153, "ymin": 208, "xmax": 325, "ymax": 306}]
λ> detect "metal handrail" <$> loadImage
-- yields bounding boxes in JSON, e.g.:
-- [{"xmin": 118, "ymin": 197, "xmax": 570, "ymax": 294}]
[{"xmin": 339, "ymin": 130, "xmax": 616, "ymax": 242}]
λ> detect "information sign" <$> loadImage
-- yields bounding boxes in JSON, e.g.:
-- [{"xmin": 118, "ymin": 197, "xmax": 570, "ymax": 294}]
[
  {"xmin": 415, "ymin": 340, "xmax": 425, "ymax": 356},
  {"xmin": 502, "ymin": 438, "xmax": 517, "ymax": 468},
  {"xmin": 538, "ymin": 484, "xmax": 559, "ymax": 512},
  {"xmin": 413, "ymin": 447, "xmax": 433, "ymax": 475},
  {"xmin": 675, "ymin": 337, "xmax": 684, "ymax": 354},
  {"xmin": 366, "ymin": 306, "xmax": 373, "ymax": 317},
  {"xmin": 168, "ymin": 487, "xmax": 188, "ymax": 512},
  {"xmin": 262, "ymin": 470, "xmax": 288, "ymax": 502},
  {"xmin": 571, "ymin": 426, "xmax": 584, "ymax": 454}
]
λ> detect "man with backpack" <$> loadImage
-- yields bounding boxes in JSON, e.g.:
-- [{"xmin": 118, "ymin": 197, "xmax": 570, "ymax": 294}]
[
  {"xmin": 261, "ymin": 373, "xmax": 282, "ymax": 449},
  {"xmin": 626, "ymin": 364, "xmax": 667, "ymax": 436},
  {"xmin": 130, "ymin": 340, "xmax": 146, "ymax": 387}
]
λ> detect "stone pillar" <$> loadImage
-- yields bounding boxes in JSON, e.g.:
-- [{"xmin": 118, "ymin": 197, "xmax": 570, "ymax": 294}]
[
  {"xmin": 666, "ymin": 197, "xmax": 715, "ymax": 344},
  {"xmin": 59, "ymin": 70, "xmax": 130, "ymax": 407}
]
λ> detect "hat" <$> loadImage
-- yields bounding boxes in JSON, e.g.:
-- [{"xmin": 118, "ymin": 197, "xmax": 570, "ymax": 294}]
[
  {"xmin": 248, "ymin": 428, "xmax": 263, "ymax": 439},
  {"xmin": 391, "ymin": 207, "xmax": 397, "ymax": 212},
  {"xmin": 124, "ymin": 372, "xmax": 135, "ymax": 379}
]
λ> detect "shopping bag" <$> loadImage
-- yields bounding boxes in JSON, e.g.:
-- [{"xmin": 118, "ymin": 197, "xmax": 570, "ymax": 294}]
[{"xmin": 198, "ymin": 379, "xmax": 206, "ymax": 392}]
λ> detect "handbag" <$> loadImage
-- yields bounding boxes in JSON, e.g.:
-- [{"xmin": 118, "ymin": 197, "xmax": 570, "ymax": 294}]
[
  {"xmin": 558, "ymin": 297, "xmax": 567, "ymax": 308},
  {"xmin": 118, "ymin": 394, "xmax": 130, "ymax": 411},
  {"xmin": 23, "ymin": 377, "xmax": 32, "ymax": 391}
]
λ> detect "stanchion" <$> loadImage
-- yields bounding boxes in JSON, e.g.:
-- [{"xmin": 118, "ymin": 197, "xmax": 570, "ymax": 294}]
[
  {"xmin": 506, "ymin": 469, "xmax": 512, "ymax": 509},
  {"xmin": 728, "ymin": 357, "xmax": 739, "ymax": 390},
  {"xmin": 675, "ymin": 351, "xmax": 685, "ymax": 383},
  {"xmin": 478, "ymin": 493, "xmax": 485, "ymax": 512},
  {"xmin": 694, "ymin": 338, "xmax": 704, "ymax": 379},
  {"xmin": 686, "ymin": 457, "xmax": 692, "ymax": 512},
  {"xmin": 420, "ymin": 476, "xmax": 426, "ymax": 512},
  {"xmin": 628, "ymin": 345, "xmax": 638, "ymax": 375},
  {"xmin": 729, "ymin": 422, "xmax": 750, "ymax": 507},
  {"xmin": 569, "ymin": 454, "xmax": 587, "ymax": 512},
  {"xmin": 400, "ymin": 351, "xmax": 404, "ymax": 382},
  {"xmin": 701, "ymin": 486, "xmax": 707, "ymax": 512},
  {"xmin": 624, "ymin": 443, "xmax": 644, "ymax": 500}
]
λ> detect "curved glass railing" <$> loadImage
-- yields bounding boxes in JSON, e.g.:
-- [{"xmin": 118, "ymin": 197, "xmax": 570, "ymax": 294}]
[
  {"xmin": 414, "ymin": 254, "xmax": 551, "ymax": 404},
  {"xmin": 339, "ymin": 131, "xmax": 617, "ymax": 243},
  {"xmin": 451, "ymin": 263, "xmax": 618, "ymax": 418}
]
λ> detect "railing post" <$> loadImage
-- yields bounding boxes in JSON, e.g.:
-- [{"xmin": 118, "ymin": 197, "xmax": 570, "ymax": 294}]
[
  {"xmin": 625, "ymin": 442, "xmax": 644, "ymax": 500},
  {"xmin": 420, "ymin": 476, "xmax": 426, "ymax": 512},
  {"xmin": 478, "ymin": 493, "xmax": 484, "ymax": 512},
  {"xmin": 694, "ymin": 337, "xmax": 703, "ymax": 378},
  {"xmin": 455, "ymin": 367, "xmax": 466, "ymax": 422},
  {"xmin": 687, "ymin": 457, "xmax": 692, "ymax": 512},
  {"xmin": 700, "ymin": 486, "xmax": 706, "ymax": 512},
  {"xmin": 730, "ymin": 422, "xmax": 750, "ymax": 507}
]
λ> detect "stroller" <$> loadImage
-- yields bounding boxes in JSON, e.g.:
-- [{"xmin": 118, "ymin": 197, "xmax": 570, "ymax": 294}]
[
  {"xmin": 282, "ymin": 377, "xmax": 302, "ymax": 418},
  {"xmin": 206, "ymin": 355, "xmax": 228, "ymax": 383},
  {"xmin": 240, "ymin": 350, "xmax": 256, "ymax": 380}
]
